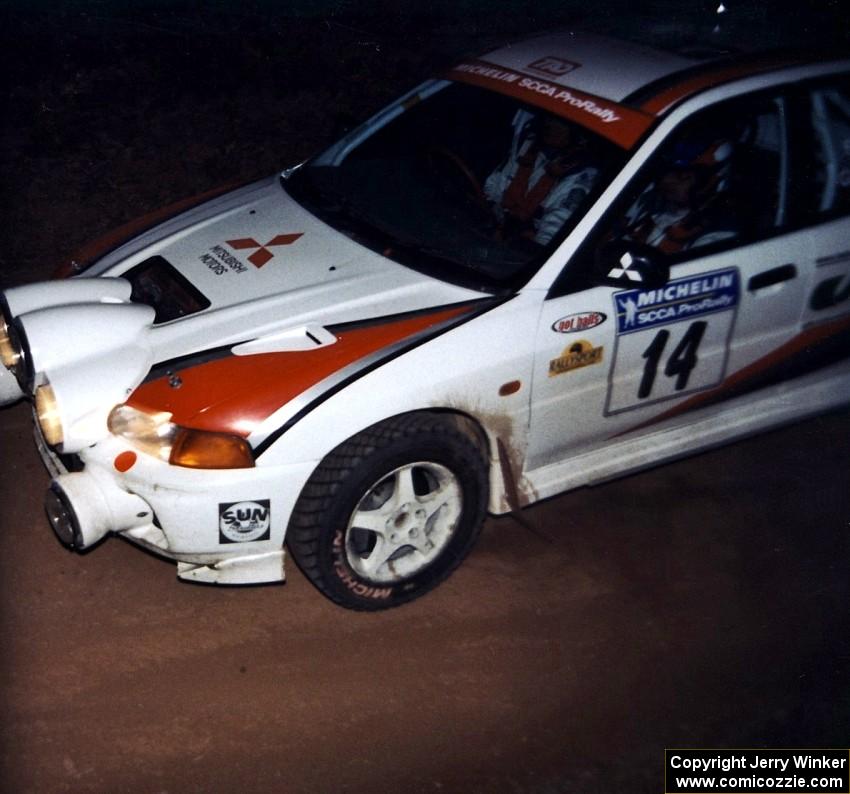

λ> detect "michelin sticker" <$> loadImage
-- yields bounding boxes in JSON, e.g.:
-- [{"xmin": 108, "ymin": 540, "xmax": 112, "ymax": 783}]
[
  {"xmin": 605, "ymin": 267, "xmax": 739, "ymax": 414},
  {"xmin": 219, "ymin": 500, "xmax": 271, "ymax": 543}
]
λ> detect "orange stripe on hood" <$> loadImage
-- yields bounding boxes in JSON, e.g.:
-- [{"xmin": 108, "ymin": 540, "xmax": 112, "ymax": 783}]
[
  {"xmin": 127, "ymin": 304, "xmax": 474, "ymax": 438},
  {"xmin": 53, "ymin": 180, "xmax": 246, "ymax": 279}
]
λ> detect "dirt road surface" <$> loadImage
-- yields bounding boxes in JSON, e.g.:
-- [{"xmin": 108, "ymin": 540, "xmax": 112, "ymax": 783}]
[
  {"xmin": 2, "ymin": 5, "xmax": 850, "ymax": 792},
  {"xmin": 3, "ymin": 403, "xmax": 850, "ymax": 793}
]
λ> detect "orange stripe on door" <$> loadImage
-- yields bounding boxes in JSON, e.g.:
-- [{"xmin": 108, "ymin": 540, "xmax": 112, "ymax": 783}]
[{"xmin": 617, "ymin": 313, "xmax": 850, "ymax": 437}]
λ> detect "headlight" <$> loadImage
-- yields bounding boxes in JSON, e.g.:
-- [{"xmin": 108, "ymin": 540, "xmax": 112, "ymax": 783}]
[
  {"xmin": 0, "ymin": 317, "xmax": 24, "ymax": 374},
  {"xmin": 0, "ymin": 316, "xmax": 14, "ymax": 366},
  {"xmin": 107, "ymin": 404, "xmax": 255, "ymax": 469},
  {"xmin": 0, "ymin": 316, "xmax": 32, "ymax": 390},
  {"xmin": 107, "ymin": 404, "xmax": 175, "ymax": 460},
  {"xmin": 35, "ymin": 382, "xmax": 64, "ymax": 446}
]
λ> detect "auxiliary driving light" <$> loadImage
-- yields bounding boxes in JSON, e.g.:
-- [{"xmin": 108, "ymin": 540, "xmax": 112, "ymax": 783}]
[
  {"xmin": 0, "ymin": 317, "xmax": 20, "ymax": 369},
  {"xmin": 35, "ymin": 382, "xmax": 64, "ymax": 447}
]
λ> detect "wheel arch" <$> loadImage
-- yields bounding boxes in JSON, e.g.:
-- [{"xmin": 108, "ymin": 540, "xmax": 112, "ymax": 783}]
[
  {"xmin": 313, "ymin": 406, "xmax": 516, "ymax": 516},
  {"xmin": 428, "ymin": 407, "xmax": 523, "ymax": 515}
]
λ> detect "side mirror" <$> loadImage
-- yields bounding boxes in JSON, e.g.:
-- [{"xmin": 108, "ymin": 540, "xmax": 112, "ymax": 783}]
[{"xmin": 593, "ymin": 240, "xmax": 670, "ymax": 289}]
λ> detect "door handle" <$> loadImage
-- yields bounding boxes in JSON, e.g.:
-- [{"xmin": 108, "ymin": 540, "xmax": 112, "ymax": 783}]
[{"xmin": 748, "ymin": 264, "xmax": 797, "ymax": 292}]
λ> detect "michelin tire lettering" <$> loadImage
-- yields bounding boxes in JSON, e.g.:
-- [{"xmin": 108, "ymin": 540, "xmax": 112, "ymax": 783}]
[{"xmin": 332, "ymin": 531, "xmax": 392, "ymax": 600}]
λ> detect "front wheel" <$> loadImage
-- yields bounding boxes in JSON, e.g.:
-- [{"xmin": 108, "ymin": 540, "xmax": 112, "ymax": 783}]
[{"xmin": 286, "ymin": 413, "xmax": 489, "ymax": 610}]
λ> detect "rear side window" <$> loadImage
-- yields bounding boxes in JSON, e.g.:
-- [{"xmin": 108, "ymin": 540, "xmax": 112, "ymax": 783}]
[
  {"xmin": 125, "ymin": 256, "xmax": 211, "ymax": 324},
  {"xmin": 808, "ymin": 80, "xmax": 850, "ymax": 217}
]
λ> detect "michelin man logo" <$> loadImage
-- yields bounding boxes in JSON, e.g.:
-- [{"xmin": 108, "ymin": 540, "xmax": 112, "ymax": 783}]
[
  {"xmin": 618, "ymin": 295, "xmax": 640, "ymax": 329},
  {"xmin": 219, "ymin": 500, "xmax": 271, "ymax": 543}
]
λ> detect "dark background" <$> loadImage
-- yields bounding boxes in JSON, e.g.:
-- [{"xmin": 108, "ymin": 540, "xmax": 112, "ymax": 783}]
[
  {"xmin": 2, "ymin": 0, "xmax": 848, "ymax": 287},
  {"xmin": 1, "ymin": 2, "xmax": 850, "ymax": 792}
]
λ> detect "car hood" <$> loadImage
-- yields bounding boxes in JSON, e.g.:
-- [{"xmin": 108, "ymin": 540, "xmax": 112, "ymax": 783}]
[
  {"xmin": 89, "ymin": 175, "xmax": 479, "ymax": 362},
  {"xmin": 1, "ymin": 177, "xmax": 486, "ymax": 451}
]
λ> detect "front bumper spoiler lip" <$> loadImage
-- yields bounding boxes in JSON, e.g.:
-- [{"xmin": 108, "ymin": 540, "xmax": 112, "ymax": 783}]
[
  {"xmin": 177, "ymin": 551, "xmax": 286, "ymax": 585},
  {"xmin": 34, "ymin": 421, "xmax": 298, "ymax": 585}
]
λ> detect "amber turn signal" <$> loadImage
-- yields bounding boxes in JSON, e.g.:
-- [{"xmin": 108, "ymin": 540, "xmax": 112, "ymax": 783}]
[{"xmin": 169, "ymin": 428, "xmax": 255, "ymax": 469}]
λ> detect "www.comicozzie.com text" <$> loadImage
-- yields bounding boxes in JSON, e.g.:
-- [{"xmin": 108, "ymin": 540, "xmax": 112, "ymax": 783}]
[{"xmin": 666, "ymin": 750, "xmax": 849, "ymax": 793}]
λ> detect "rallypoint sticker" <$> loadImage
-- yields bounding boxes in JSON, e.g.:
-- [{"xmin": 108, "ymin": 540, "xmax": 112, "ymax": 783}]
[
  {"xmin": 552, "ymin": 311, "xmax": 607, "ymax": 333},
  {"xmin": 219, "ymin": 500, "xmax": 271, "ymax": 543},
  {"xmin": 548, "ymin": 340, "xmax": 603, "ymax": 376}
]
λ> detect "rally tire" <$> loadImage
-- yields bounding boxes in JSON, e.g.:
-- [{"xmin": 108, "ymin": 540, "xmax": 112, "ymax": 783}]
[{"xmin": 286, "ymin": 413, "xmax": 488, "ymax": 611}]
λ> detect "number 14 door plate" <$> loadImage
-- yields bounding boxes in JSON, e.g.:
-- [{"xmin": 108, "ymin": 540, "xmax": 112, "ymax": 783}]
[{"xmin": 605, "ymin": 268, "xmax": 740, "ymax": 415}]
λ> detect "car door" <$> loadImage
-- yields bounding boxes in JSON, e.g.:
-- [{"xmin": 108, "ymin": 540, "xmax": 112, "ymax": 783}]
[{"xmin": 525, "ymin": 88, "xmax": 811, "ymax": 474}]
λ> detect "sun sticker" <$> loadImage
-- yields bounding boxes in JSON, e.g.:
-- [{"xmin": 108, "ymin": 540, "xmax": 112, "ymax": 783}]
[{"xmin": 219, "ymin": 500, "xmax": 271, "ymax": 543}]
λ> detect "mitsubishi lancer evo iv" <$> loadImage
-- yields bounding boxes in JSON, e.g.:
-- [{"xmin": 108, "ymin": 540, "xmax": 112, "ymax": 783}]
[{"xmin": 2, "ymin": 29, "xmax": 849, "ymax": 609}]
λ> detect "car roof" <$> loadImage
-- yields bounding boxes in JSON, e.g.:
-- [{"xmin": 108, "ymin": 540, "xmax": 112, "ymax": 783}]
[
  {"xmin": 478, "ymin": 31, "xmax": 699, "ymax": 104},
  {"xmin": 448, "ymin": 27, "xmax": 848, "ymax": 149}
]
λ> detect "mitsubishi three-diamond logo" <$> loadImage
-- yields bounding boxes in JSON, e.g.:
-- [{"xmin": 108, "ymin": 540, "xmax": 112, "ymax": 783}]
[{"xmin": 226, "ymin": 233, "xmax": 304, "ymax": 268}]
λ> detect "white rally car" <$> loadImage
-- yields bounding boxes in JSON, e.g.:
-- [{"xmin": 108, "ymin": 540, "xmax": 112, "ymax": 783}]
[{"xmin": 2, "ymin": 30, "xmax": 850, "ymax": 609}]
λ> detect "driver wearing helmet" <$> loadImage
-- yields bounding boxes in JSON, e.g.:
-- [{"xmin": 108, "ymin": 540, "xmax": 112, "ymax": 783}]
[
  {"xmin": 624, "ymin": 137, "xmax": 735, "ymax": 254},
  {"xmin": 484, "ymin": 111, "xmax": 599, "ymax": 245}
]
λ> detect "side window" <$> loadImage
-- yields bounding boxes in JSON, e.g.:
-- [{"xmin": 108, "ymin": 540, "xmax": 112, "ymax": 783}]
[
  {"xmin": 808, "ymin": 81, "xmax": 850, "ymax": 217},
  {"xmin": 605, "ymin": 94, "xmax": 789, "ymax": 259},
  {"xmin": 549, "ymin": 90, "xmax": 792, "ymax": 298}
]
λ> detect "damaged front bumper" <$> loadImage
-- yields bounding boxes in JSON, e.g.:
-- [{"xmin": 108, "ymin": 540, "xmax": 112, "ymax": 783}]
[{"xmin": 35, "ymin": 423, "xmax": 316, "ymax": 585}]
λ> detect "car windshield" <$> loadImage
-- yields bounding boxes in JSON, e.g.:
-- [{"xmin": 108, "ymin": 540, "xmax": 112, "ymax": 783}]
[{"xmin": 285, "ymin": 81, "xmax": 625, "ymax": 292}]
